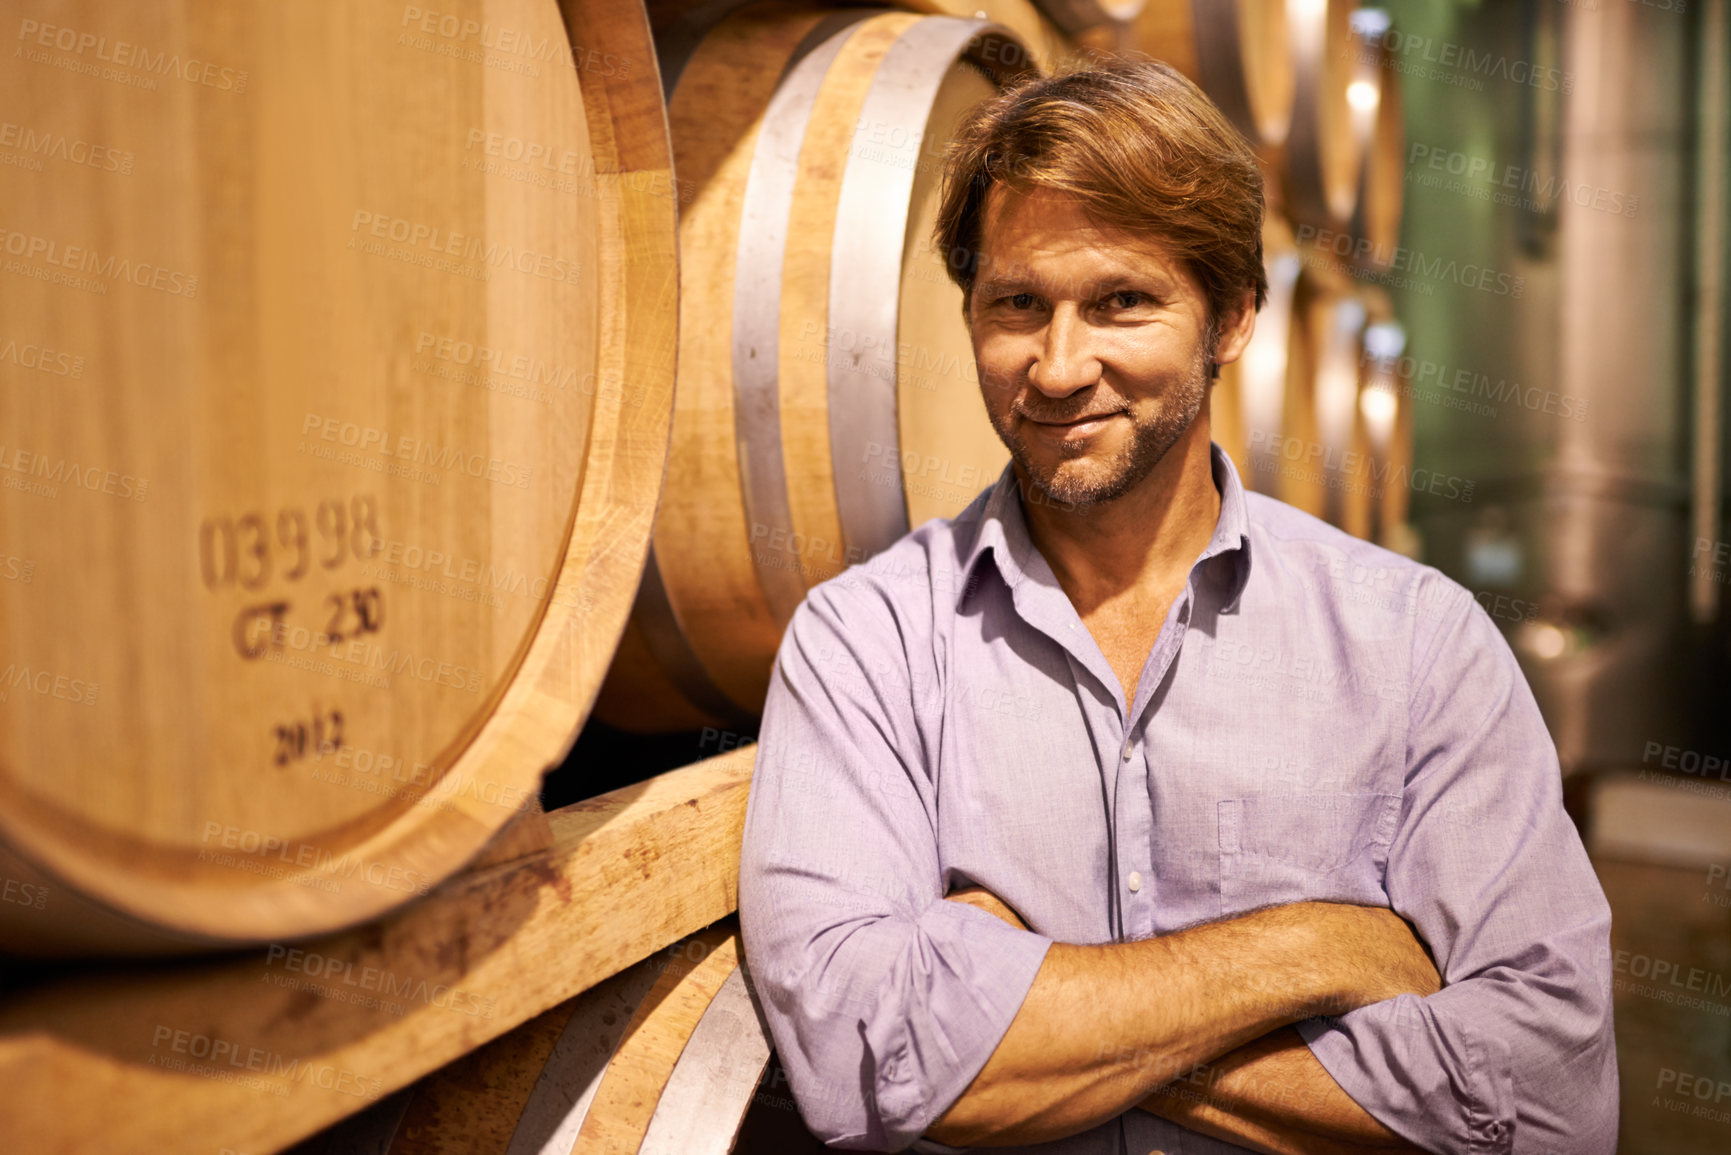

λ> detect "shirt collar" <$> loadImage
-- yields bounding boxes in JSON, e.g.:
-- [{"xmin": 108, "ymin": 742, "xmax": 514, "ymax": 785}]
[{"xmin": 956, "ymin": 442, "xmax": 1253, "ymax": 613}]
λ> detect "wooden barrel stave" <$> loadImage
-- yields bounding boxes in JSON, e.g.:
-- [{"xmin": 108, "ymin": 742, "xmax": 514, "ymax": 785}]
[
  {"xmin": 739, "ymin": 9, "xmax": 899, "ymax": 619},
  {"xmin": 1355, "ymin": 294, "xmax": 1412, "ymax": 550},
  {"xmin": 1222, "ymin": 216, "xmax": 1302, "ymax": 496},
  {"xmin": 1308, "ymin": 290, "xmax": 1370, "ymax": 529},
  {"xmin": 574, "ymin": 927, "xmax": 749, "ymax": 1152},
  {"xmin": 1283, "ymin": 0, "xmax": 1366, "ymax": 228},
  {"xmin": 1350, "ymin": 36, "xmax": 1403, "ymax": 268},
  {"xmin": 636, "ymin": 963, "xmax": 773, "ymax": 1154},
  {"xmin": 1028, "ymin": 0, "xmax": 1146, "ymax": 39},
  {"xmin": 776, "ymin": 15, "xmax": 906, "ymax": 592},
  {"xmin": 909, "ymin": 0, "xmax": 1070, "ymax": 72},
  {"xmin": 1274, "ymin": 276, "xmax": 1364, "ymax": 523},
  {"xmin": 1117, "ymin": 0, "xmax": 1293, "ymax": 148}
]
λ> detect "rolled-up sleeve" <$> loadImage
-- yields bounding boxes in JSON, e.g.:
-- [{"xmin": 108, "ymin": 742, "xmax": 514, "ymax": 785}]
[
  {"xmin": 1295, "ymin": 584, "xmax": 1617, "ymax": 1154},
  {"xmin": 738, "ymin": 580, "xmax": 1054, "ymax": 1151}
]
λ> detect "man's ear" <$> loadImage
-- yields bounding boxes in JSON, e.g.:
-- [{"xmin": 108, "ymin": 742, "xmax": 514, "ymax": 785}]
[{"xmin": 1210, "ymin": 288, "xmax": 1259, "ymax": 370}]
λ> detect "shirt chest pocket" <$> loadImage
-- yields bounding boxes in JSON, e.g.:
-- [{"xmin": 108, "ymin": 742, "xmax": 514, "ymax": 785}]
[{"xmin": 1217, "ymin": 793, "xmax": 1401, "ymax": 916}]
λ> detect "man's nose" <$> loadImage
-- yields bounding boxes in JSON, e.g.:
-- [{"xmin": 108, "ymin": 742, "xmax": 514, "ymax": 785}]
[{"xmin": 1028, "ymin": 306, "xmax": 1101, "ymax": 396}]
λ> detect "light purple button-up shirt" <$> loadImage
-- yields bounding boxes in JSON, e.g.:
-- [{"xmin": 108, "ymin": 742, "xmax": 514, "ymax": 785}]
[{"xmin": 737, "ymin": 444, "xmax": 1616, "ymax": 1154}]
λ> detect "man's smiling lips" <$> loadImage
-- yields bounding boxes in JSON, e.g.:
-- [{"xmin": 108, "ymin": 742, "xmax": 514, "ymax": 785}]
[{"xmin": 1022, "ymin": 411, "xmax": 1124, "ymax": 440}]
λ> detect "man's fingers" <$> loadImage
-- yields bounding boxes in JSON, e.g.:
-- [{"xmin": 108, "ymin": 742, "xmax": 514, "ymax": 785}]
[{"xmin": 944, "ymin": 885, "xmax": 1029, "ymax": 930}]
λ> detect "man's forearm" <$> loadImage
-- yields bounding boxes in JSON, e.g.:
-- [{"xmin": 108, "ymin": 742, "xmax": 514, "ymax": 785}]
[
  {"xmin": 926, "ymin": 901, "xmax": 1439, "ymax": 1147},
  {"xmin": 1137, "ymin": 1026, "xmax": 1428, "ymax": 1154}
]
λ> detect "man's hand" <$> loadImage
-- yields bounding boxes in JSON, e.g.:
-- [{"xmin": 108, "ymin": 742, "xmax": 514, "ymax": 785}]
[{"xmin": 944, "ymin": 885, "xmax": 1028, "ymax": 931}]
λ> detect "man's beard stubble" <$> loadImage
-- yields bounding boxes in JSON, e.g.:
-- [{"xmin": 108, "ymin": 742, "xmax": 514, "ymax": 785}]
[{"xmin": 987, "ymin": 336, "xmax": 1213, "ymax": 510}]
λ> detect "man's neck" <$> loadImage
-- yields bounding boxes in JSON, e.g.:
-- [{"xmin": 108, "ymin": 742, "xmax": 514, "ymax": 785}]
[{"xmin": 1016, "ymin": 411, "xmax": 1222, "ymax": 620}]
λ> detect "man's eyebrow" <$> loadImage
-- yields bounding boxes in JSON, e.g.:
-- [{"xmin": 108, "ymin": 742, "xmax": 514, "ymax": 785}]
[
  {"xmin": 974, "ymin": 272, "xmax": 1161, "ymax": 300},
  {"xmin": 973, "ymin": 275, "xmax": 1038, "ymax": 298},
  {"xmin": 1087, "ymin": 274, "xmax": 1157, "ymax": 295}
]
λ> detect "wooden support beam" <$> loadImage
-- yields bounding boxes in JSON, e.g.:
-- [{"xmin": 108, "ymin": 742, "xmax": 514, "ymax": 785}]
[{"xmin": 0, "ymin": 748, "xmax": 755, "ymax": 1155}]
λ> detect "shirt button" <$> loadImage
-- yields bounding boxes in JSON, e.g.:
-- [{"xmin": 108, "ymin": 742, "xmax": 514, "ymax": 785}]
[
  {"xmin": 1128, "ymin": 871, "xmax": 1142, "ymax": 892},
  {"xmin": 1121, "ymin": 741, "xmax": 1133, "ymax": 761}
]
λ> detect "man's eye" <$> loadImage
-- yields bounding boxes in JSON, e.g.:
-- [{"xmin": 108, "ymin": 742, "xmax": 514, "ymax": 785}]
[
  {"xmin": 1108, "ymin": 291, "xmax": 1144, "ymax": 309},
  {"xmin": 1007, "ymin": 292, "xmax": 1037, "ymax": 310}
]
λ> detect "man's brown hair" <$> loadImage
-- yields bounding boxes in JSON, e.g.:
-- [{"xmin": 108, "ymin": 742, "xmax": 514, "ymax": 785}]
[{"xmin": 934, "ymin": 59, "xmax": 1269, "ymax": 336}]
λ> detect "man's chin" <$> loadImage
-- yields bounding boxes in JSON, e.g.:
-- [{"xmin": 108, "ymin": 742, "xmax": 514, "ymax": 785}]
[{"xmin": 1014, "ymin": 456, "xmax": 1133, "ymax": 510}]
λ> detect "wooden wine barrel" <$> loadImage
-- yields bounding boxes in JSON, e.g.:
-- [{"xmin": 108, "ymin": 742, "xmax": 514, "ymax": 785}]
[
  {"xmin": 1030, "ymin": 0, "xmax": 1147, "ymax": 38},
  {"xmin": 1351, "ymin": 35, "xmax": 1404, "ymax": 268},
  {"xmin": 911, "ymin": 0, "xmax": 1072, "ymax": 72},
  {"xmin": 1278, "ymin": 278, "xmax": 1368, "ymax": 526},
  {"xmin": 1209, "ymin": 337, "xmax": 1251, "ymax": 478},
  {"xmin": 1283, "ymin": 0, "xmax": 1368, "ymax": 227},
  {"xmin": 593, "ymin": 8, "xmax": 1033, "ymax": 733},
  {"xmin": 0, "ymin": 0, "xmax": 678, "ymax": 954},
  {"xmin": 293, "ymin": 922, "xmax": 789, "ymax": 1155},
  {"xmin": 1219, "ymin": 216, "xmax": 1302, "ymax": 496},
  {"xmin": 1356, "ymin": 296, "xmax": 1413, "ymax": 549},
  {"xmin": 1117, "ymin": 0, "xmax": 1293, "ymax": 148}
]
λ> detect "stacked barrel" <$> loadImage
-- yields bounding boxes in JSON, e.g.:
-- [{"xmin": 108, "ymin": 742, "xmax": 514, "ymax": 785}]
[
  {"xmin": 592, "ymin": 4, "xmax": 1041, "ymax": 732},
  {"xmin": 0, "ymin": 0, "xmax": 679, "ymax": 954}
]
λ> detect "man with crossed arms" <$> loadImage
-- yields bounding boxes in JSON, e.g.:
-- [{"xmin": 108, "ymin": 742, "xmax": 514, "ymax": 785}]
[{"xmin": 738, "ymin": 61, "xmax": 1616, "ymax": 1154}]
